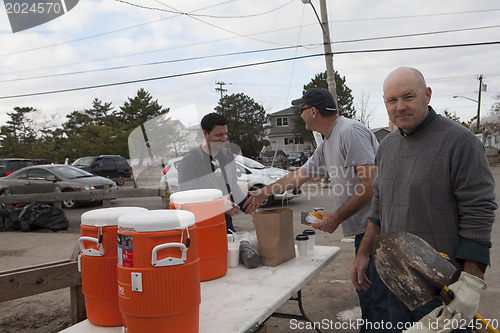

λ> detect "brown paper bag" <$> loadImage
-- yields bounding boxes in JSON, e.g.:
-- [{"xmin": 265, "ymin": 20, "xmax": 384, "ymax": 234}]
[{"xmin": 253, "ymin": 207, "xmax": 296, "ymax": 267}]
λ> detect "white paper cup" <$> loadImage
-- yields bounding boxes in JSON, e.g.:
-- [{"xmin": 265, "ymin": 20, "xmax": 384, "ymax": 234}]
[
  {"xmin": 227, "ymin": 241, "xmax": 240, "ymax": 267},
  {"xmin": 303, "ymin": 229, "xmax": 316, "ymax": 251},
  {"xmin": 227, "ymin": 234, "xmax": 234, "ymax": 243},
  {"xmin": 295, "ymin": 234, "xmax": 309, "ymax": 256}
]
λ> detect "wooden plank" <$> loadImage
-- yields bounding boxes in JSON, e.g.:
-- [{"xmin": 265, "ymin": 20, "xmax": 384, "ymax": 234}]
[
  {"xmin": 0, "ymin": 261, "xmax": 81, "ymax": 302},
  {"xmin": 0, "ymin": 260, "xmax": 71, "ymax": 275},
  {"xmin": 0, "ymin": 187, "xmax": 162, "ymax": 205},
  {"xmin": 70, "ymin": 284, "xmax": 86, "ymax": 324},
  {"xmin": 0, "ymin": 189, "xmax": 117, "ymax": 205}
]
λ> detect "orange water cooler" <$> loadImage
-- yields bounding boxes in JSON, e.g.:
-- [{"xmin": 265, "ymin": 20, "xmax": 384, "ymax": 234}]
[
  {"xmin": 79, "ymin": 207, "xmax": 148, "ymax": 326},
  {"xmin": 117, "ymin": 209, "xmax": 200, "ymax": 333},
  {"xmin": 169, "ymin": 189, "xmax": 227, "ymax": 281}
]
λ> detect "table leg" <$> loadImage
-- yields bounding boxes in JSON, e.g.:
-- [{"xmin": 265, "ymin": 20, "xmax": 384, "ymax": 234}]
[{"xmin": 271, "ymin": 290, "xmax": 324, "ymax": 333}]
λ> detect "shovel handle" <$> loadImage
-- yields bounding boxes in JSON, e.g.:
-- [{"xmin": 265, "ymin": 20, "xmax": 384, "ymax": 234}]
[
  {"xmin": 441, "ymin": 286, "xmax": 499, "ymax": 333},
  {"xmin": 474, "ymin": 313, "xmax": 499, "ymax": 333}
]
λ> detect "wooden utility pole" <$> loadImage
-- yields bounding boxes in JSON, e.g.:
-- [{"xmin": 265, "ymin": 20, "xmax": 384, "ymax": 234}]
[
  {"xmin": 476, "ymin": 74, "xmax": 483, "ymax": 133},
  {"xmin": 215, "ymin": 81, "xmax": 231, "ymax": 99},
  {"xmin": 318, "ymin": 0, "xmax": 338, "ymax": 111}
]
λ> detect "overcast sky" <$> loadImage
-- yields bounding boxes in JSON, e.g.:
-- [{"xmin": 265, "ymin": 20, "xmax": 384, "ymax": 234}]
[{"xmin": 1, "ymin": 0, "xmax": 499, "ymax": 131}]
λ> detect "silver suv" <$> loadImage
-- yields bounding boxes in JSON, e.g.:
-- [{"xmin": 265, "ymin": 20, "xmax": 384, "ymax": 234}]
[{"xmin": 260, "ymin": 150, "xmax": 289, "ymax": 170}]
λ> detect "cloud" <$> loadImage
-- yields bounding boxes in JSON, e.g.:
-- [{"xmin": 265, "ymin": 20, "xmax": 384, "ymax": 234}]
[{"xmin": 0, "ymin": 0, "xmax": 499, "ymax": 131}]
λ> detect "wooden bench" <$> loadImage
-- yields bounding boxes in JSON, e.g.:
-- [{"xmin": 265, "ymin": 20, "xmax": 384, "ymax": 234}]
[{"xmin": 0, "ymin": 246, "xmax": 85, "ymax": 324}]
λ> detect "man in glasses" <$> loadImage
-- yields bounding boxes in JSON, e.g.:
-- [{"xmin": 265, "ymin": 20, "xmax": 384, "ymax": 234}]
[
  {"xmin": 178, "ymin": 112, "xmax": 246, "ymax": 233},
  {"xmin": 243, "ymin": 87, "xmax": 389, "ymax": 331}
]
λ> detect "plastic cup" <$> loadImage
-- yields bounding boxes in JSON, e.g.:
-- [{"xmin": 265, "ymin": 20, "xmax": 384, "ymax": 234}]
[{"xmin": 227, "ymin": 241, "xmax": 240, "ymax": 267}]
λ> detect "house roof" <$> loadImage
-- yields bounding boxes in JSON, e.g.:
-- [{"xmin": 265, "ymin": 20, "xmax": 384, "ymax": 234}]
[
  {"xmin": 270, "ymin": 107, "xmax": 297, "ymax": 117},
  {"xmin": 371, "ymin": 127, "xmax": 391, "ymax": 133}
]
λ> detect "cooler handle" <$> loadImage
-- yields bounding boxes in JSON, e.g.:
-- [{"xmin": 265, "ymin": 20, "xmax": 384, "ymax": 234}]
[
  {"xmin": 78, "ymin": 236, "xmax": 105, "ymax": 257},
  {"xmin": 151, "ymin": 243, "xmax": 187, "ymax": 267}
]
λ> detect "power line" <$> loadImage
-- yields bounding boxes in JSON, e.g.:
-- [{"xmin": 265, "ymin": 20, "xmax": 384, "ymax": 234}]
[
  {"xmin": 2, "ymin": 7, "xmax": 499, "ymax": 58},
  {"xmin": 2, "ymin": 23, "xmax": 499, "ymax": 80},
  {"xmin": 0, "ymin": 0, "xmax": 246, "ymax": 58},
  {"xmin": 0, "ymin": 45, "xmax": 320, "ymax": 83},
  {"xmin": 115, "ymin": 0, "xmax": 294, "ymax": 19},
  {"xmin": 0, "ymin": 53, "xmax": 325, "ymax": 100},
  {"xmin": 1, "ymin": 40, "xmax": 500, "ymax": 100}
]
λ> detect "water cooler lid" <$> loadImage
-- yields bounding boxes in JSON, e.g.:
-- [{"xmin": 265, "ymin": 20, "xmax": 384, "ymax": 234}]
[
  {"xmin": 170, "ymin": 189, "xmax": 223, "ymax": 204},
  {"xmin": 81, "ymin": 207, "xmax": 148, "ymax": 227},
  {"xmin": 117, "ymin": 209, "xmax": 195, "ymax": 232}
]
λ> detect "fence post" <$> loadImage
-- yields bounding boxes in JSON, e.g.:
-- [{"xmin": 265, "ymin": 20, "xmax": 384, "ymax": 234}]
[{"xmin": 69, "ymin": 243, "xmax": 86, "ymax": 324}]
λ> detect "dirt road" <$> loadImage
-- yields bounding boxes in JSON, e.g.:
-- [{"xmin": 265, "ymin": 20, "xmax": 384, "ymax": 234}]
[{"xmin": 1, "ymin": 169, "xmax": 499, "ymax": 332}]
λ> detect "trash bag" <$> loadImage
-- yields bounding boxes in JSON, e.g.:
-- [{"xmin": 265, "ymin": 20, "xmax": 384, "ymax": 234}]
[
  {"xmin": 0, "ymin": 205, "xmax": 22, "ymax": 231},
  {"xmin": 18, "ymin": 203, "xmax": 69, "ymax": 232},
  {"xmin": 240, "ymin": 240, "xmax": 261, "ymax": 269}
]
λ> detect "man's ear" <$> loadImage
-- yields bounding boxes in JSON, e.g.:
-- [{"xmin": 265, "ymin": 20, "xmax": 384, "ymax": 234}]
[{"xmin": 311, "ymin": 107, "xmax": 317, "ymax": 118}]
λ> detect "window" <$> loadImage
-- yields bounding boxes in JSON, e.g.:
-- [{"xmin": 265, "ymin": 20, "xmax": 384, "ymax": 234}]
[
  {"xmin": 284, "ymin": 137, "xmax": 304, "ymax": 145},
  {"xmin": 27, "ymin": 169, "xmax": 52, "ymax": 180},
  {"xmin": 276, "ymin": 117, "xmax": 288, "ymax": 127}
]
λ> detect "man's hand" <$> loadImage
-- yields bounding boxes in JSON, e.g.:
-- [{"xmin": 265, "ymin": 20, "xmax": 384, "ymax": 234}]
[
  {"xmin": 223, "ymin": 193, "xmax": 241, "ymax": 216},
  {"xmin": 446, "ymin": 271, "xmax": 486, "ymax": 321},
  {"xmin": 350, "ymin": 254, "xmax": 371, "ymax": 291},
  {"xmin": 242, "ymin": 189, "xmax": 268, "ymax": 214},
  {"xmin": 312, "ymin": 209, "xmax": 341, "ymax": 233},
  {"xmin": 403, "ymin": 305, "xmax": 458, "ymax": 333}
]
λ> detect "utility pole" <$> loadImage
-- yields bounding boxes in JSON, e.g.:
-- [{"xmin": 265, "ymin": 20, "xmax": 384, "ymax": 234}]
[
  {"xmin": 302, "ymin": 0, "xmax": 338, "ymax": 110},
  {"xmin": 215, "ymin": 81, "xmax": 231, "ymax": 100},
  {"xmin": 476, "ymin": 75, "xmax": 483, "ymax": 134},
  {"xmin": 318, "ymin": 0, "xmax": 338, "ymax": 110}
]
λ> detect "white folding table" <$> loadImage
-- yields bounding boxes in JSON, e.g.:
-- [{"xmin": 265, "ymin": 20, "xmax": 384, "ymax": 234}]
[{"xmin": 60, "ymin": 246, "xmax": 341, "ymax": 333}]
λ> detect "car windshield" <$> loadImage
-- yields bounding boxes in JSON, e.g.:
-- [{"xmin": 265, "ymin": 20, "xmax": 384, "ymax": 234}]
[
  {"xmin": 51, "ymin": 165, "xmax": 94, "ymax": 179},
  {"xmin": 289, "ymin": 153, "xmax": 301, "ymax": 157},
  {"xmin": 236, "ymin": 156, "xmax": 265, "ymax": 169},
  {"xmin": 263, "ymin": 151, "xmax": 279, "ymax": 157},
  {"xmin": 72, "ymin": 157, "xmax": 94, "ymax": 167}
]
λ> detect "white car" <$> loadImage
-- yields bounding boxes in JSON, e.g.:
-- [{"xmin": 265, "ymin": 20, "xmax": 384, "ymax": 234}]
[{"xmin": 159, "ymin": 155, "xmax": 301, "ymax": 207}]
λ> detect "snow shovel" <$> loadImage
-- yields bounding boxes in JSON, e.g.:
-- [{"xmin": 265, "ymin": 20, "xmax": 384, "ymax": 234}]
[{"xmin": 373, "ymin": 231, "xmax": 498, "ymax": 333}]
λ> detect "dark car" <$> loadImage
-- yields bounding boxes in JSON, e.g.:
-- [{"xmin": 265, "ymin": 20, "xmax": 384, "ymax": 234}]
[
  {"xmin": 260, "ymin": 150, "xmax": 289, "ymax": 169},
  {"xmin": 72, "ymin": 155, "xmax": 131, "ymax": 186},
  {"xmin": 0, "ymin": 158, "xmax": 34, "ymax": 177},
  {"xmin": 0, "ymin": 164, "xmax": 117, "ymax": 209},
  {"xmin": 288, "ymin": 152, "xmax": 308, "ymax": 167}
]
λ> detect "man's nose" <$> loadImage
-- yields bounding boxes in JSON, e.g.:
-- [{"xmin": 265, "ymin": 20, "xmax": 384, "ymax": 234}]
[{"xmin": 396, "ymin": 99, "xmax": 406, "ymax": 111}]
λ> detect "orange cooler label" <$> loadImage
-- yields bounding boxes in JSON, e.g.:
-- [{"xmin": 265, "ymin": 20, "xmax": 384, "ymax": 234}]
[{"xmin": 118, "ymin": 234, "xmax": 133, "ymax": 267}]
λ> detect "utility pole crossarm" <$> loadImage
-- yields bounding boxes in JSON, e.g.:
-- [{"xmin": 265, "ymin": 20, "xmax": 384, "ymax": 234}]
[{"xmin": 215, "ymin": 81, "xmax": 231, "ymax": 100}]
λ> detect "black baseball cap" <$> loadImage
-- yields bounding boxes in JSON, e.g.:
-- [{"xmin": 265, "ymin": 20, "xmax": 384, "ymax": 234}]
[{"xmin": 291, "ymin": 88, "xmax": 337, "ymax": 112}]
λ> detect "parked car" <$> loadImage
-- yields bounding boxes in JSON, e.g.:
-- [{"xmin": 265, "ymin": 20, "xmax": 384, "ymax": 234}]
[
  {"xmin": 287, "ymin": 152, "xmax": 308, "ymax": 167},
  {"xmin": 260, "ymin": 150, "xmax": 289, "ymax": 170},
  {"xmin": 72, "ymin": 155, "xmax": 131, "ymax": 186},
  {"xmin": 159, "ymin": 155, "xmax": 301, "ymax": 208},
  {"xmin": 0, "ymin": 158, "xmax": 34, "ymax": 177},
  {"xmin": 0, "ymin": 164, "xmax": 117, "ymax": 209}
]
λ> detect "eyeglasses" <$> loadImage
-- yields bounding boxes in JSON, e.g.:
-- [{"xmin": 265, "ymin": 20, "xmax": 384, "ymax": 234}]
[{"xmin": 300, "ymin": 106, "xmax": 312, "ymax": 113}]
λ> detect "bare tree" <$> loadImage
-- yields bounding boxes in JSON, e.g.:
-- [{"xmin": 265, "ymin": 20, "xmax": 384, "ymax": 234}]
[{"xmin": 356, "ymin": 90, "xmax": 376, "ymax": 127}]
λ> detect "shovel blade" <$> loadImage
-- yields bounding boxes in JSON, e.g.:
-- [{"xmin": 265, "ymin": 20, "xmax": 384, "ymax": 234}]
[{"xmin": 373, "ymin": 231, "xmax": 456, "ymax": 310}]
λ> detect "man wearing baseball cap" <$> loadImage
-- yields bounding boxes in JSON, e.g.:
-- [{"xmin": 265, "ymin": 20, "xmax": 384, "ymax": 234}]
[{"xmin": 243, "ymin": 87, "xmax": 390, "ymax": 331}]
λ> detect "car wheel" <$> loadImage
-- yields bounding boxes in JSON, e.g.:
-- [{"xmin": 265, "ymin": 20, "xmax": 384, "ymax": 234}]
[
  {"xmin": 62, "ymin": 190, "xmax": 79, "ymax": 209},
  {"xmin": 115, "ymin": 174, "xmax": 125, "ymax": 186},
  {"xmin": 250, "ymin": 185, "xmax": 273, "ymax": 208}
]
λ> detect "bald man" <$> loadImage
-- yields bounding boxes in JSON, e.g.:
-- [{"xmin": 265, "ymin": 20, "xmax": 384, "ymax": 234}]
[{"xmin": 350, "ymin": 67, "xmax": 496, "ymax": 332}]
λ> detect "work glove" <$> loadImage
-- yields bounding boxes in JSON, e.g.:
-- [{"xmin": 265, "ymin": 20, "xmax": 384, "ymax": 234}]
[
  {"xmin": 446, "ymin": 271, "xmax": 486, "ymax": 321},
  {"xmin": 403, "ymin": 305, "xmax": 459, "ymax": 333}
]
